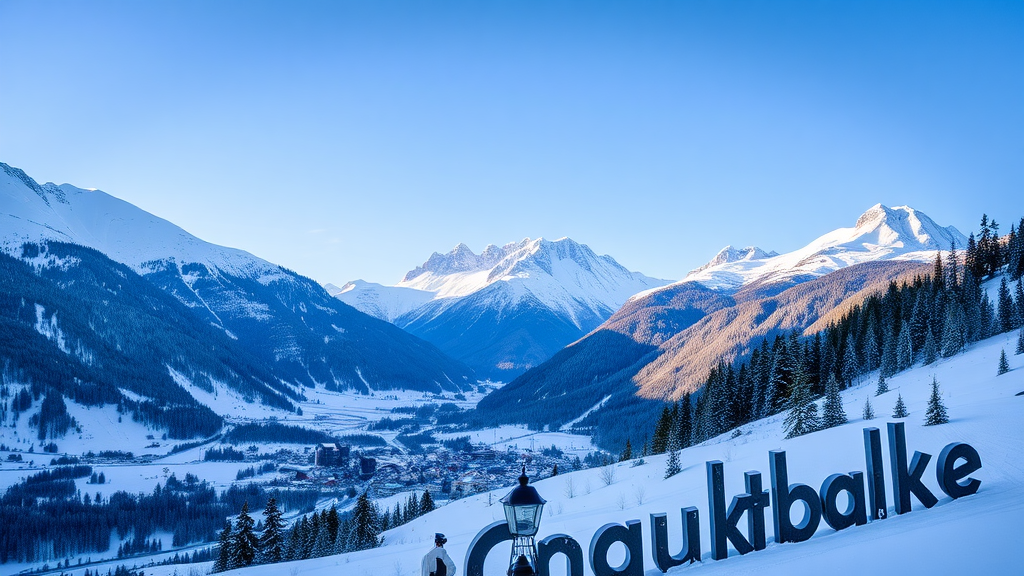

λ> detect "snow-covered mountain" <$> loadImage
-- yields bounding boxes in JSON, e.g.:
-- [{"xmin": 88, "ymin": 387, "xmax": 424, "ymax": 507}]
[
  {"xmin": 677, "ymin": 204, "xmax": 967, "ymax": 291},
  {"xmin": 333, "ymin": 238, "xmax": 669, "ymax": 380},
  {"xmin": 0, "ymin": 162, "xmax": 476, "ymax": 412}
]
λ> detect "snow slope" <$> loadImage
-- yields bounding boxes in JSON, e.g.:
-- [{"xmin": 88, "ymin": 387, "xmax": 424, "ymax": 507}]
[
  {"xmin": 158, "ymin": 330, "xmax": 1022, "ymax": 576},
  {"xmin": 661, "ymin": 204, "xmax": 967, "ymax": 293}
]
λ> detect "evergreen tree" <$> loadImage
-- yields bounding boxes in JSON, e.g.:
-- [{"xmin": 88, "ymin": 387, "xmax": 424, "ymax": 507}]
[
  {"xmin": 862, "ymin": 397, "xmax": 875, "ymax": 420},
  {"xmin": 1016, "ymin": 280, "xmax": 1024, "ymax": 326},
  {"xmin": 312, "ymin": 520, "xmax": 332, "ymax": 558},
  {"xmin": 256, "ymin": 498, "xmax": 284, "ymax": 565},
  {"xmin": 231, "ymin": 501, "xmax": 258, "ymax": 568},
  {"xmin": 922, "ymin": 328, "xmax": 938, "ymax": 365},
  {"xmin": 875, "ymin": 372, "xmax": 889, "ymax": 396},
  {"xmin": 420, "ymin": 490, "xmax": 435, "ymax": 515},
  {"xmin": 214, "ymin": 521, "xmax": 232, "ymax": 573},
  {"xmin": 941, "ymin": 300, "xmax": 967, "ymax": 357},
  {"xmin": 391, "ymin": 502, "xmax": 402, "ymax": 528},
  {"xmin": 664, "ymin": 446, "xmax": 681, "ymax": 479},
  {"xmin": 820, "ymin": 375, "xmax": 847, "ymax": 429},
  {"xmin": 349, "ymin": 492, "xmax": 382, "ymax": 551},
  {"xmin": 896, "ymin": 323, "xmax": 914, "ymax": 372},
  {"xmin": 841, "ymin": 338, "xmax": 860, "ymax": 387},
  {"xmin": 997, "ymin": 277, "xmax": 1015, "ymax": 333},
  {"xmin": 619, "ymin": 439, "xmax": 632, "ymax": 462},
  {"xmin": 998, "ymin": 349, "xmax": 1010, "ymax": 375},
  {"xmin": 892, "ymin": 393, "xmax": 909, "ymax": 418},
  {"xmin": 552, "ymin": 463, "xmax": 559, "ymax": 476},
  {"xmin": 783, "ymin": 370, "xmax": 819, "ymax": 439},
  {"xmin": 924, "ymin": 377, "xmax": 949, "ymax": 425},
  {"xmin": 285, "ymin": 521, "xmax": 302, "ymax": 560},
  {"xmin": 650, "ymin": 406, "xmax": 672, "ymax": 455},
  {"xmin": 1017, "ymin": 328, "xmax": 1024, "ymax": 355},
  {"xmin": 880, "ymin": 327, "xmax": 897, "ymax": 377},
  {"xmin": 678, "ymin": 394, "xmax": 693, "ymax": 449}
]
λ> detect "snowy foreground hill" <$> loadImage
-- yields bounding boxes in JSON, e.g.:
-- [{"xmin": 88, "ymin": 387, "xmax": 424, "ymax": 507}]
[{"xmin": 154, "ymin": 332, "xmax": 1022, "ymax": 576}]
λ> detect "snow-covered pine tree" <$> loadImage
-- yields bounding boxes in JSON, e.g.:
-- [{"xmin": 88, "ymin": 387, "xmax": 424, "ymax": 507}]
[
  {"xmin": 349, "ymin": 492, "xmax": 382, "ymax": 551},
  {"xmin": 942, "ymin": 300, "xmax": 967, "ymax": 357},
  {"xmin": 783, "ymin": 371, "xmax": 819, "ymax": 439},
  {"xmin": 231, "ymin": 502, "xmax": 258, "ymax": 568},
  {"xmin": 924, "ymin": 376, "xmax": 949, "ymax": 425},
  {"xmin": 334, "ymin": 516, "xmax": 351, "ymax": 554},
  {"xmin": 998, "ymin": 349, "xmax": 1010, "ymax": 375},
  {"xmin": 841, "ymin": 338, "xmax": 860, "ymax": 387},
  {"xmin": 325, "ymin": 506, "xmax": 340, "ymax": 548},
  {"xmin": 892, "ymin": 393, "xmax": 909, "ymax": 418},
  {"xmin": 284, "ymin": 520, "xmax": 302, "ymax": 560},
  {"xmin": 1017, "ymin": 328, "xmax": 1024, "ymax": 355},
  {"xmin": 299, "ymin": 515, "xmax": 315, "ymax": 559},
  {"xmin": 821, "ymin": 374, "xmax": 847, "ymax": 429},
  {"xmin": 896, "ymin": 323, "xmax": 914, "ymax": 372},
  {"xmin": 391, "ymin": 502, "xmax": 402, "ymax": 528},
  {"xmin": 213, "ymin": 521, "xmax": 232, "ymax": 572},
  {"xmin": 880, "ymin": 327, "xmax": 897, "ymax": 378},
  {"xmin": 862, "ymin": 397, "xmax": 875, "ymax": 420},
  {"xmin": 381, "ymin": 509, "xmax": 391, "ymax": 532},
  {"xmin": 312, "ymin": 519, "xmax": 333, "ymax": 558},
  {"xmin": 663, "ymin": 447, "xmax": 681, "ymax": 479},
  {"xmin": 420, "ymin": 490, "xmax": 435, "ymax": 515},
  {"xmin": 875, "ymin": 372, "xmax": 889, "ymax": 396},
  {"xmin": 256, "ymin": 497, "xmax": 284, "ymax": 565},
  {"xmin": 407, "ymin": 492, "xmax": 419, "ymax": 523},
  {"xmin": 922, "ymin": 328, "xmax": 938, "ymax": 365}
]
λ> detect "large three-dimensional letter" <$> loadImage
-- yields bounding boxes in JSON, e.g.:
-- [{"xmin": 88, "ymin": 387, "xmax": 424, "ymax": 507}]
[
  {"xmin": 589, "ymin": 521, "xmax": 643, "ymax": 576},
  {"xmin": 769, "ymin": 450, "xmax": 821, "ymax": 543},
  {"xmin": 537, "ymin": 534, "xmax": 584, "ymax": 576},
  {"xmin": 936, "ymin": 442, "xmax": 982, "ymax": 499},
  {"xmin": 707, "ymin": 461, "xmax": 768, "ymax": 560},
  {"xmin": 464, "ymin": 521, "xmax": 513, "ymax": 576},
  {"xmin": 887, "ymin": 422, "xmax": 938, "ymax": 514},
  {"xmin": 863, "ymin": 427, "xmax": 887, "ymax": 520},
  {"xmin": 819, "ymin": 472, "xmax": 867, "ymax": 530},
  {"xmin": 650, "ymin": 508, "xmax": 700, "ymax": 572}
]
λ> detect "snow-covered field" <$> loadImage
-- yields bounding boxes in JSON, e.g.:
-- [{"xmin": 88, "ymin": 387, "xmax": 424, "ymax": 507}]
[{"xmin": 128, "ymin": 329, "xmax": 1019, "ymax": 576}]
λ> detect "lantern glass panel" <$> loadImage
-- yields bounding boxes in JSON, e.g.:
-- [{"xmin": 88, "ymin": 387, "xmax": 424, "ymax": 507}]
[{"xmin": 504, "ymin": 503, "xmax": 543, "ymax": 536}]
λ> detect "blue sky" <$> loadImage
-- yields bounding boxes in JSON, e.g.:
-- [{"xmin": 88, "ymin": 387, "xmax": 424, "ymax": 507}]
[{"xmin": 1, "ymin": 1, "xmax": 1021, "ymax": 285}]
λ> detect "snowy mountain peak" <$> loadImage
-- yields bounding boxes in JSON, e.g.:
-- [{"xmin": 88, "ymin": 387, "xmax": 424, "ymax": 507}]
[
  {"xmin": 689, "ymin": 245, "xmax": 778, "ymax": 276},
  {"xmin": 677, "ymin": 204, "xmax": 967, "ymax": 292}
]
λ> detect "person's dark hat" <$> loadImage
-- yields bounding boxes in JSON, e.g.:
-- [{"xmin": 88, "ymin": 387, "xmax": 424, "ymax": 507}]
[{"xmin": 434, "ymin": 533, "xmax": 447, "ymax": 545}]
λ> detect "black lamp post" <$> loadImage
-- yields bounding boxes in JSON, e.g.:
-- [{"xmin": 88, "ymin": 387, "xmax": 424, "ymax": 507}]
[{"xmin": 501, "ymin": 466, "xmax": 546, "ymax": 575}]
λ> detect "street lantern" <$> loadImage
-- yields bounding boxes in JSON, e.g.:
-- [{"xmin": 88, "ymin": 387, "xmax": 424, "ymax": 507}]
[{"xmin": 501, "ymin": 466, "xmax": 546, "ymax": 574}]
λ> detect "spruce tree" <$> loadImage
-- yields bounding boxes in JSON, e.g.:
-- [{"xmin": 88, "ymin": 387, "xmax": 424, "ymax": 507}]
[
  {"xmin": 922, "ymin": 328, "xmax": 938, "ymax": 365},
  {"xmin": 231, "ymin": 502, "xmax": 258, "ymax": 568},
  {"xmin": 998, "ymin": 349, "xmax": 1010, "ymax": 375},
  {"xmin": 896, "ymin": 323, "xmax": 914, "ymax": 372},
  {"xmin": 924, "ymin": 377, "xmax": 949, "ymax": 425},
  {"xmin": 285, "ymin": 521, "xmax": 302, "ymax": 560},
  {"xmin": 783, "ymin": 371, "xmax": 819, "ymax": 438},
  {"xmin": 892, "ymin": 393, "xmax": 908, "ymax": 418},
  {"xmin": 1017, "ymin": 328, "xmax": 1024, "ymax": 355},
  {"xmin": 821, "ymin": 375, "xmax": 847, "ymax": 429},
  {"xmin": 312, "ymin": 521, "xmax": 332, "ymax": 558},
  {"xmin": 862, "ymin": 397, "xmax": 875, "ymax": 420},
  {"xmin": 214, "ymin": 521, "xmax": 232, "ymax": 572},
  {"xmin": 997, "ymin": 278, "xmax": 1015, "ymax": 333},
  {"xmin": 349, "ymin": 492, "xmax": 382, "ymax": 551},
  {"xmin": 650, "ymin": 406, "xmax": 672, "ymax": 455},
  {"xmin": 420, "ymin": 490, "xmax": 435, "ymax": 515},
  {"xmin": 664, "ymin": 446, "xmax": 681, "ymax": 479},
  {"xmin": 678, "ymin": 394, "xmax": 693, "ymax": 449},
  {"xmin": 619, "ymin": 439, "xmax": 632, "ymax": 462},
  {"xmin": 875, "ymin": 372, "xmax": 889, "ymax": 396},
  {"xmin": 392, "ymin": 502, "xmax": 402, "ymax": 528},
  {"xmin": 257, "ymin": 498, "xmax": 284, "ymax": 565}
]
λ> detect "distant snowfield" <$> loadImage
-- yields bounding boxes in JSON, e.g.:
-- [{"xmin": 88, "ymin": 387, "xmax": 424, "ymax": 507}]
[
  {"xmin": 435, "ymin": 425, "xmax": 594, "ymax": 454},
  {"xmin": 130, "ymin": 329, "xmax": 1018, "ymax": 576}
]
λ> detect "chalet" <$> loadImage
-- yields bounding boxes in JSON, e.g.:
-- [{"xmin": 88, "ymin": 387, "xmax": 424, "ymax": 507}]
[{"xmin": 314, "ymin": 443, "xmax": 349, "ymax": 467}]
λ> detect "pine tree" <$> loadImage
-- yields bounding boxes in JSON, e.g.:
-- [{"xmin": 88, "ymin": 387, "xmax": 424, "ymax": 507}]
[
  {"xmin": 349, "ymin": 492, "xmax": 382, "ymax": 551},
  {"xmin": 256, "ymin": 497, "xmax": 284, "ymax": 565},
  {"xmin": 896, "ymin": 323, "xmax": 914, "ymax": 372},
  {"xmin": 214, "ymin": 521, "xmax": 232, "ymax": 572},
  {"xmin": 664, "ymin": 447, "xmax": 681, "ymax": 479},
  {"xmin": 619, "ymin": 439, "xmax": 632, "ymax": 462},
  {"xmin": 552, "ymin": 463, "xmax": 559, "ymax": 476},
  {"xmin": 997, "ymin": 277, "xmax": 1015, "ymax": 333},
  {"xmin": 420, "ymin": 490, "xmax": 435, "ymax": 515},
  {"xmin": 998, "ymin": 349, "xmax": 1010, "ymax": 375},
  {"xmin": 285, "ymin": 520, "xmax": 302, "ymax": 560},
  {"xmin": 821, "ymin": 375, "xmax": 847, "ymax": 429},
  {"xmin": 650, "ymin": 406, "xmax": 672, "ymax": 455},
  {"xmin": 862, "ymin": 397, "xmax": 875, "ymax": 420},
  {"xmin": 391, "ymin": 502, "xmax": 402, "ymax": 528},
  {"xmin": 678, "ymin": 394, "xmax": 693, "ymax": 448},
  {"xmin": 875, "ymin": 372, "xmax": 889, "ymax": 396},
  {"xmin": 924, "ymin": 377, "xmax": 949, "ymax": 425},
  {"xmin": 312, "ymin": 520, "xmax": 332, "ymax": 558},
  {"xmin": 231, "ymin": 501, "xmax": 258, "ymax": 568},
  {"xmin": 922, "ymin": 328, "xmax": 938, "ymax": 365},
  {"xmin": 1017, "ymin": 328, "xmax": 1024, "ymax": 355},
  {"xmin": 892, "ymin": 393, "xmax": 908, "ymax": 418},
  {"xmin": 783, "ymin": 370, "xmax": 819, "ymax": 439}
]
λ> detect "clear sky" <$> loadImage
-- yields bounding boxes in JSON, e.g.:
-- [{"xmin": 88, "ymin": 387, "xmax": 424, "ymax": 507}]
[{"xmin": 1, "ymin": 1, "xmax": 1021, "ymax": 285}]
